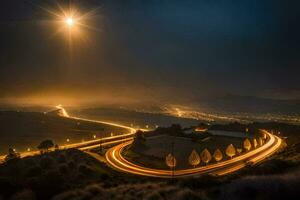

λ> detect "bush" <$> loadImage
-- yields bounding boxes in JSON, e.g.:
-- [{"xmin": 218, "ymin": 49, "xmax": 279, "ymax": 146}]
[
  {"xmin": 179, "ymin": 175, "xmax": 221, "ymax": 189},
  {"xmin": 78, "ymin": 164, "xmax": 93, "ymax": 175},
  {"xmin": 37, "ymin": 170, "xmax": 64, "ymax": 199},
  {"xmin": 0, "ymin": 177, "xmax": 20, "ymax": 198},
  {"xmin": 144, "ymin": 191, "xmax": 163, "ymax": 200},
  {"xmin": 100, "ymin": 173, "xmax": 109, "ymax": 181},
  {"xmin": 39, "ymin": 156, "xmax": 54, "ymax": 169},
  {"xmin": 175, "ymin": 189, "xmax": 205, "ymax": 200},
  {"xmin": 24, "ymin": 158, "xmax": 36, "ymax": 167},
  {"xmin": 57, "ymin": 154, "xmax": 66, "ymax": 164},
  {"xmin": 67, "ymin": 161, "xmax": 76, "ymax": 170},
  {"xmin": 26, "ymin": 166, "xmax": 42, "ymax": 177},
  {"xmin": 37, "ymin": 140, "xmax": 54, "ymax": 153},
  {"xmin": 85, "ymin": 185, "xmax": 104, "ymax": 196},
  {"xmin": 10, "ymin": 189, "xmax": 36, "ymax": 200},
  {"xmin": 59, "ymin": 164, "xmax": 68, "ymax": 175}
]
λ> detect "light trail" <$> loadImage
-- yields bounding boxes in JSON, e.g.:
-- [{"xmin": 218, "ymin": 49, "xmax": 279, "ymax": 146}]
[
  {"xmin": 0, "ymin": 106, "xmax": 282, "ymax": 178},
  {"xmin": 78, "ymin": 138, "xmax": 133, "ymax": 151},
  {"xmin": 0, "ymin": 106, "xmax": 147, "ymax": 163},
  {"xmin": 105, "ymin": 130, "xmax": 282, "ymax": 178}
]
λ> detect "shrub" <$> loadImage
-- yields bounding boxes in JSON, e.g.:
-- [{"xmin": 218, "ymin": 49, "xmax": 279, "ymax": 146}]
[
  {"xmin": 78, "ymin": 164, "xmax": 93, "ymax": 175},
  {"xmin": 57, "ymin": 154, "xmax": 66, "ymax": 164},
  {"xmin": 24, "ymin": 158, "xmax": 36, "ymax": 167},
  {"xmin": 26, "ymin": 166, "xmax": 42, "ymax": 177},
  {"xmin": 58, "ymin": 164, "xmax": 68, "ymax": 175},
  {"xmin": 67, "ymin": 161, "xmax": 76, "ymax": 170},
  {"xmin": 10, "ymin": 189, "xmax": 36, "ymax": 200},
  {"xmin": 144, "ymin": 191, "xmax": 163, "ymax": 200},
  {"xmin": 175, "ymin": 189, "xmax": 205, "ymax": 200},
  {"xmin": 37, "ymin": 140, "xmax": 54, "ymax": 153},
  {"xmin": 39, "ymin": 156, "xmax": 54, "ymax": 169}
]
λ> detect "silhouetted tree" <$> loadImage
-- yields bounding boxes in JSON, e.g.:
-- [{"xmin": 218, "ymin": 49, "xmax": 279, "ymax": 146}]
[
  {"xmin": 37, "ymin": 139, "xmax": 54, "ymax": 153},
  {"xmin": 134, "ymin": 130, "xmax": 146, "ymax": 142},
  {"xmin": 4, "ymin": 148, "xmax": 20, "ymax": 162}
]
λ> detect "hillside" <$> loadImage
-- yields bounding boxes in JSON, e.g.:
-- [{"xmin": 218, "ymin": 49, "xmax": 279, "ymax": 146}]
[{"xmin": 0, "ymin": 111, "xmax": 128, "ymax": 154}]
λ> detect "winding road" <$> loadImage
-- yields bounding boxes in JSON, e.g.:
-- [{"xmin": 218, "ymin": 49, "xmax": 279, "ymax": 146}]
[
  {"xmin": 105, "ymin": 130, "xmax": 282, "ymax": 177},
  {"xmin": 0, "ymin": 106, "xmax": 138, "ymax": 162},
  {"xmin": 0, "ymin": 106, "xmax": 283, "ymax": 178}
]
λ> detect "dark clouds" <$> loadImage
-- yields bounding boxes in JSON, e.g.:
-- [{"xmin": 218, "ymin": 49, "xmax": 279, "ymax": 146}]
[{"xmin": 0, "ymin": 0, "xmax": 300, "ymax": 104}]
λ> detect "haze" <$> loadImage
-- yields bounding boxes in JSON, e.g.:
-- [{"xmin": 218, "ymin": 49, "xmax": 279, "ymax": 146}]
[{"xmin": 1, "ymin": 0, "xmax": 300, "ymax": 107}]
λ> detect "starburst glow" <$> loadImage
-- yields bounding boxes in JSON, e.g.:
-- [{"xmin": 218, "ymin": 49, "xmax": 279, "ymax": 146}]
[
  {"xmin": 34, "ymin": 2, "xmax": 101, "ymax": 48},
  {"xmin": 66, "ymin": 17, "xmax": 74, "ymax": 27}
]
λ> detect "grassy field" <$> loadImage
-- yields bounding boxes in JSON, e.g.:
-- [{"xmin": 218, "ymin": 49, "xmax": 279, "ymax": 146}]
[
  {"xmin": 124, "ymin": 134, "xmax": 245, "ymax": 169},
  {"xmin": 0, "ymin": 111, "xmax": 129, "ymax": 155}
]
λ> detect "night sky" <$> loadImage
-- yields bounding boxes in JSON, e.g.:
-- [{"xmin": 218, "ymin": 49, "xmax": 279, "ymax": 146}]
[{"xmin": 0, "ymin": 0, "xmax": 300, "ymax": 105}]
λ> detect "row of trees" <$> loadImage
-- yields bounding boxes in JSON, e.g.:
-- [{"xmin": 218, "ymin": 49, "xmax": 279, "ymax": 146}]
[
  {"xmin": 166, "ymin": 136, "xmax": 267, "ymax": 169},
  {"xmin": 4, "ymin": 139, "xmax": 57, "ymax": 162}
]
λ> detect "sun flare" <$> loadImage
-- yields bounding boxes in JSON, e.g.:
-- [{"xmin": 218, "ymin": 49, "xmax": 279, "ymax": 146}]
[{"xmin": 65, "ymin": 17, "xmax": 74, "ymax": 27}]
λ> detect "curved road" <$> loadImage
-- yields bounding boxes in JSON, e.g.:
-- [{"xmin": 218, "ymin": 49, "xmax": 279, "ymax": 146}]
[
  {"xmin": 0, "ymin": 106, "xmax": 140, "ymax": 162},
  {"xmin": 105, "ymin": 130, "xmax": 282, "ymax": 177},
  {"xmin": 0, "ymin": 106, "xmax": 283, "ymax": 178}
]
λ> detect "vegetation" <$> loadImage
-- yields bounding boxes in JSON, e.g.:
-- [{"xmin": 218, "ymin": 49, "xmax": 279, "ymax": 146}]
[
  {"xmin": 165, "ymin": 154, "xmax": 176, "ymax": 168},
  {"xmin": 188, "ymin": 150, "xmax": 200, "ymax": 168},
  {"xmin": 200, "ymin": 149, "xmax": 212, "ymax": 165},
  {"xmin": 225, "ymin": 144, "xmax": 236, "ymax": 159},
  {"xmin": 37, "ymin": 140, "xmax": 55, "ymax": 153},
  {"xmin": 243, "ymin": 138, "xmax": 252, "ymax": 151},
  {"xmin": 4, "ymin": 148, "xmax": 20, "ymax": 162},
  {"xmin": 0, "ymin": 111, "xmax": 128, "ymax": 154},
  {"xmin": 0, "ymin": 148, "xmax": 136, "ymax": 200},
  {"xmin": 1, "ymin": 121, "xmax": 300, "ymax": 199},
  {"xmin": 213, "ymin": 149, "xmax": 223, "ymax": 162}
]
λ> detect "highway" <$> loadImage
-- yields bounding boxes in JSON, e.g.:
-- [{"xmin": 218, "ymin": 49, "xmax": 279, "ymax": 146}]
[
  {"xmin": 105, "ymin": 130, "xmax": 282, "ymax": 178},
  {"xmin": 0, "ymin": 106, "xmax": 283, "ymax": 178},
  {"xmin": 0, "ymin": 106, "xmax": 139, "ymax": 163}
]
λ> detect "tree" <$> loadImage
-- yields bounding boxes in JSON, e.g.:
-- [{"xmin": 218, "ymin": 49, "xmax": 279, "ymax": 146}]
[
  {"xmin": 200, "ymin": 149, "xmax": 212, "ymax": 165},
  {"xmin": 166, "ymin": 153, "xmax": 176, "ymax": 178},
  {"xmin": 225, "ymin": 144, "xmax": 236, "ymax": 159},
  {"xmin": 37, "ymin": 139, "xmax": 54, "ymax": 153},
  {"xmin": 262, "ymin": 133, "xmax": 267, "ymax": 140},
  {"xmin": 258, "ymin": 137, "xmax": 263, "ymax": 146},
  {"xmin": 4, "ymin": 148, "xmax": 20, "ymax": 162},
  {"xmin": 213, "ymin": 149, "xmax": 223, "ymax": 162},
  {"xmin": 253, "ymin": 138, "xmax": 258, "ymax": 149},
  {"xmin": 188, "ymin": 149, "xmax": 200, "ymax": 168},
  {"xmin": 243, "ymin": 138, "xmax": 252, "ymax": 151},
  {"xmin": 134, "ymin": 130, "xmax": 146, "ymax": 143},
  {"xmin": 166, "ymin": 153, "xmax": 176, "ymax": 169}
]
